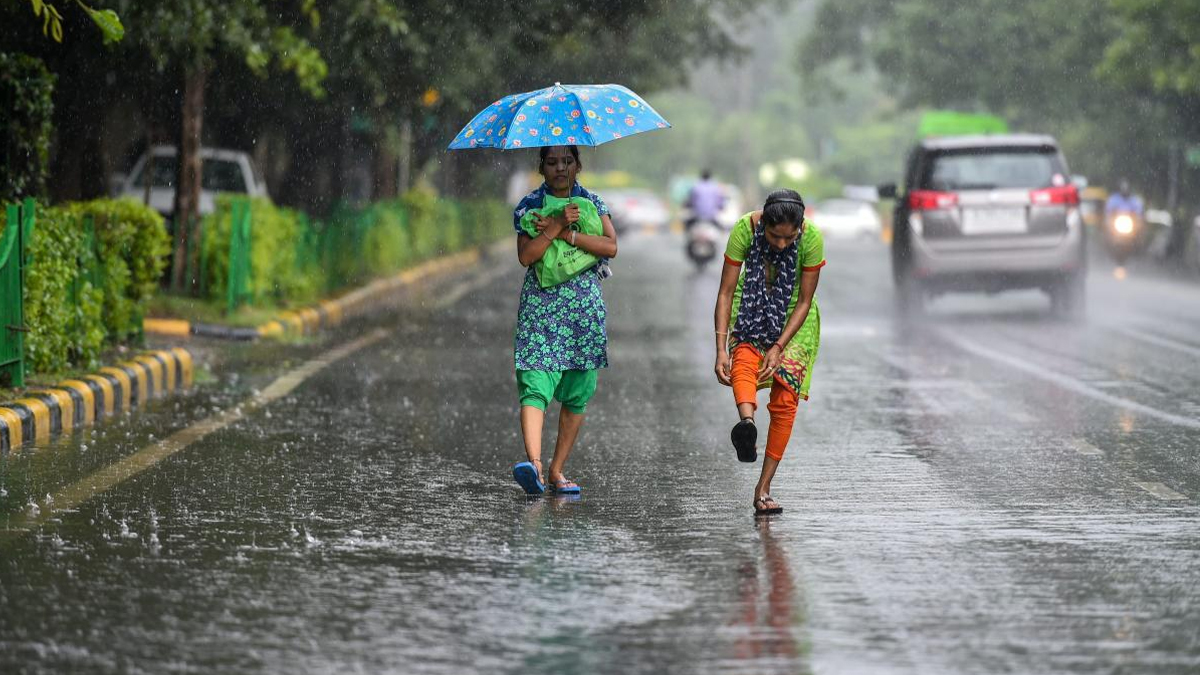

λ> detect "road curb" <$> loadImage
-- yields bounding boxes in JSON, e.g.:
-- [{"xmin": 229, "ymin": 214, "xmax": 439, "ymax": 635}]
[
  {"xmin": 0, "ymin": 348, "xmax": 194, "ymax": 452},
  {"xmin": 144, "ymin": 247, "xmax": 485, "ymax": 341}
]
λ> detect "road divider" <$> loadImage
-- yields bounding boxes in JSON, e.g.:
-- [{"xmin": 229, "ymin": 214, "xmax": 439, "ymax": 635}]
[
  {"xmin": 0, "ymin": 348, "xmax": 193, "ymax": 452},
  {"xmin": 145, "ymin": 247, "xmax": 485, "ymax": 341}
]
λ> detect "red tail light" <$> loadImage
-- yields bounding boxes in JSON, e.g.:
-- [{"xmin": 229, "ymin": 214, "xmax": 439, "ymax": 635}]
[
  {"xmin": 908, "ymin": 190, "xmax": 958, "ymax": 211},
  {"xmin": 1030, "ymin": 185, "xmax": 1079, "ymax": 206}
]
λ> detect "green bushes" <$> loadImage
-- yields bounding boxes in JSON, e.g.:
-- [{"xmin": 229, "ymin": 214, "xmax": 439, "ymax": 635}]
[
  {"xmin": 22, "ymin": 199, "xmax": 168, "ymax": 375},
  {"xmin": 0, "ymin": 53, "xmax": 56, "ymax": 203},
  {"xmin": 23, "ymin": 207, "xmax": 103, "ymax": 374},
  {"xmin": 202, "ymin": 196, "xmax": 321, "ymax": 307},
  {"xmin": 197, "ymin": 190, "xmax": 510, "ymax": 309},
  {"xmin": 68, "ymin": 199, "xmax": 171, "ymax": 341}
]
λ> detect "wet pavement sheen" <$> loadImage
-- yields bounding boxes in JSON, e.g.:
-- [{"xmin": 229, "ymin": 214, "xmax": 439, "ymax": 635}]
[{"xmin": 2, "ymin": 234, "xmax": 1199, "ymax": 674}]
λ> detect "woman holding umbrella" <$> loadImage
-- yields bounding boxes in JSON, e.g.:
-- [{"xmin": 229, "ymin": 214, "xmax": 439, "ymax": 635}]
[
  {"xmin": 509, "ymin": 145, "xmax": 618, "ymax": 494},
  {"xmin": 448, "ymin": 83, "xmax": 669, "ymax": 495}
]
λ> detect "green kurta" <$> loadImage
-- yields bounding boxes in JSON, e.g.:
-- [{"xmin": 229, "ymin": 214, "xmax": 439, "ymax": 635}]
[{"xmin": 725, "ymin": 213, "xmax": 826, "ymax": 399}]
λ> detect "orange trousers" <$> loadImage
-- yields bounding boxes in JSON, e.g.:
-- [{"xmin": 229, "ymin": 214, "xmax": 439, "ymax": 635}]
[{"xmin": 730, "ymin": 343, "xmax": 799, "ymax": 462}]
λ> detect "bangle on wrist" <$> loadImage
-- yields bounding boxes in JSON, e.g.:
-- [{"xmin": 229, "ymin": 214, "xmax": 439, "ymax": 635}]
[
  {"xmin": 772, "ymin": 342, "xmax": 785, "ymax": 351},
  {"xmin": 571, "ymin": 230, "xmax": 578, "ymax": 246}
]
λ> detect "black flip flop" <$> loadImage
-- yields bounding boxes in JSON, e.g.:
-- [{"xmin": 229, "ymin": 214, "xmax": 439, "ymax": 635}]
[{"xmin": 731, "ymin": 418, "xmax": 757, "ymax": 463}]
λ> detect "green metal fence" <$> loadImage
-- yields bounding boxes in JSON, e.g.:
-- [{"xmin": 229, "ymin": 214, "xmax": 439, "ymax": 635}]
[
  {"xmin": 0, "ymin": 199, "xmax": 32, "ymax": 387},
  {"xmin": 226, "ymin": 198, "xmax": 252, "ymax": 313}
]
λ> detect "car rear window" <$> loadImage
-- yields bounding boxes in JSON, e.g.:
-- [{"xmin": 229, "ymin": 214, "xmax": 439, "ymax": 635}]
[
  {"xmin": 203, "ymin": 160, "xmax": 247, "ymax": 192},
  {"xmin": 134, "ymin": 156, "xmax": 247, "ymax": 192},
  {"xmin": 921, "ymin": 148, "xmax": 1065, "ymax": 191}
]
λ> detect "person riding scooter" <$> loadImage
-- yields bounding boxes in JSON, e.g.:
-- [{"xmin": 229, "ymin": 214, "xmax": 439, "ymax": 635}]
[
  {"xmin": 1103, "ymin": 179, "xmax": 1145, "ymax": 265},
  {"xmin": 685, "ymin": 170, "xmax": 727, "ymax": 230},
  {"xmin": 684, "ymin": 170, "xmax": 729, "ymax": 269}
]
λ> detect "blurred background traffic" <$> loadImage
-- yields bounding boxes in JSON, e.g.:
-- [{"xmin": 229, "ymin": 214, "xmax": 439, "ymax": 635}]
[{"xmin": 6, "ymin": 0, "xmax": 1200, "ymax": 308}]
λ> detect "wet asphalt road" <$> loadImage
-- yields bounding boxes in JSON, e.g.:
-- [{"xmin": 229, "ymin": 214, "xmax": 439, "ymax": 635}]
[{"xmin": 2, "ymin": 231, "xmax": 1199, "ymax": 674}]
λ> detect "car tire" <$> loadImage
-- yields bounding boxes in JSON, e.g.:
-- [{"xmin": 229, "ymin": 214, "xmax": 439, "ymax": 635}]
[
  {"xmin": 896, "ymin": 277, "xmax": 925, "ymax": 316},
  {"xmin": 1050, "ymin": 272, "xmax": 1086, "ymax": 319}
]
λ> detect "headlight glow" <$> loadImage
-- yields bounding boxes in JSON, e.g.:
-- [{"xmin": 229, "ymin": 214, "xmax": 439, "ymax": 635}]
[{"xmin": 1114, "ymin": 214, "xmax": 1135, "ymax": 235}]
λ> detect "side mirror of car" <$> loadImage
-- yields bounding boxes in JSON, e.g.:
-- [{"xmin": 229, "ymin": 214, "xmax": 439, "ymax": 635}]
[{"xmin": 876, "ymin": 183, "xmax": 898, "ymax": 200}]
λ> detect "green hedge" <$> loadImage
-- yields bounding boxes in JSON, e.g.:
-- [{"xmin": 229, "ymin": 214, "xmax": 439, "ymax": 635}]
[
  {"xmin": 23, "ymin": 208, "xmax": 104, "ymax": 374},
  {"xmin": 198, "ymin": 190, "xmax": 510, "ymax": 309},
  {"xmin": 23, "ymin": 199, "xmax": 169, "ymax": 374},
  {"xmin": 202, "ymin": 196, "xmax": 321, "ymax": 307},
  {"xmin": 0, "ymin": 53, "xmax": 56, "ymax": 203},
  {"xmin": 69, "ymin": 199, "xmax": 172, "ymax": 341}
]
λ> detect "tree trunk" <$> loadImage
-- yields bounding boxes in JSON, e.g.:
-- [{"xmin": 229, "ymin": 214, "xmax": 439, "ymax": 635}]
[
  {"xmin": 373, "ymin": 140, "xmax": 398, "ymax": 200},
  {"xmin": 170, "ymin": 66, "xmax": 207, "ymax": 293},
  {"xmin": 398, "ymin": 118, "xmax": 413, "ymax": 196}
]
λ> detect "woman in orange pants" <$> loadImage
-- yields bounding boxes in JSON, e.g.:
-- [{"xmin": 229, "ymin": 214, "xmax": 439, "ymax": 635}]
[{"xmin": 713, "ymin": 189, "xmax": 824, "ymax": 515}]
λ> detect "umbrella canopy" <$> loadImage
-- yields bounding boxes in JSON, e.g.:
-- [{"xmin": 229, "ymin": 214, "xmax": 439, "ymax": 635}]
[{"xmin": 447, "ymin": 83, "xmax": 670, "ymax": 150}]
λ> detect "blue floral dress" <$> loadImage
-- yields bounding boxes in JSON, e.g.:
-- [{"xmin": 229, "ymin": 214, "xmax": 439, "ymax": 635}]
[{"xmin": 513, "ymin": 183, "xmax": 609, "ymax": 372}]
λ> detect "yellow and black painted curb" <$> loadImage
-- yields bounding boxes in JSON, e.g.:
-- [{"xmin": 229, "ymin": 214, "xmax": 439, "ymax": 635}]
[
  {"xmin": 144, "ymin": 248, "xmax": 483, "ymax": 341},
  {"xmin": 0, "ymin": 348, "xmax": 194, "ymax": 452}
]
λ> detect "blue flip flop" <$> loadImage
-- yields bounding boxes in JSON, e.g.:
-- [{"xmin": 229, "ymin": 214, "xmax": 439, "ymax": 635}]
[
  {"xmin": 549, "ymin": 479, "xmax": 581, "ymax": 495},
  {"xmin": 512, "ymin": 461, "xmax": 545, "ymax": 495}
]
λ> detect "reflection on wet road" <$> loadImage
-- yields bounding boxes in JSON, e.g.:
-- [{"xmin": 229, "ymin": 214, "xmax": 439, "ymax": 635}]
[{"xmin": 2, "ymin": 233, "xmax": 1198, "ymax": 674}]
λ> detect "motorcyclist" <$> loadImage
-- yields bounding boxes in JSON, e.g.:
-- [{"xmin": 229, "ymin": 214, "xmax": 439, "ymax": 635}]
[
  {"xmin": 686, "ymin": 170, "xmax": 727, "ymax": 230},
  {"xmin": 1105, "ymin": 179, "xmax": 1144, "ymax": 219}
]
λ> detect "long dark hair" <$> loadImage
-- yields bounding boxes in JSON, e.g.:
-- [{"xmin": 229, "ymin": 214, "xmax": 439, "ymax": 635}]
[
  {"xmin": 538, "ymin": 145, "xmax": 582, "ymax": 172},
  {"xmin": 761, "ymin": 189, "xmax": 805, "ymax": 230}
]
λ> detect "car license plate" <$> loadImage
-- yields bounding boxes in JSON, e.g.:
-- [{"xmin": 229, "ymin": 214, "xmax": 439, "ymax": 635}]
[{"xmin": 961, "ymin": 208, "xmax": 1027, "ymax": 235}]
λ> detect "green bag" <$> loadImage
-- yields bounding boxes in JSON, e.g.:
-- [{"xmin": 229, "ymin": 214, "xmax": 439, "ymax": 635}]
[{"xmin": 519, "ymin": 195, "xmax": 604, "ymax": 288}]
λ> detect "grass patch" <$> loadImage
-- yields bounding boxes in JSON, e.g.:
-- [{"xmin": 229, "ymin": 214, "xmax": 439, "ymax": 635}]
[{"xmin": 146, "ymin": 294, "xmax": 284, "ymax": 328}]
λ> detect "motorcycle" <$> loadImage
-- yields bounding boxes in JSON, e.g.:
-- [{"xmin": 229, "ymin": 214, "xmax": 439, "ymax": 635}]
[
  {"xmin": 1103, "ymin": 210, "xmax": 1144, "ymax": 265},
  {"xmin": 686, "ymin": 218, "xmax": 723, "ymax": 270}
]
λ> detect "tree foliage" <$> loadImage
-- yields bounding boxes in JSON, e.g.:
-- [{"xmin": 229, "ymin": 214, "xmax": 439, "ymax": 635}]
[
  {"xmin": 1101, "ymin": 0, "xmax": 1200, "ymax": 120},
  {"xmin": 4, "ymin": 0, "xmax": 758, "ymax": 212},
  {"xmin": 0, "ymin": 52, "xmax": 56, "ymax": 202},
  {"xmin": 122, "ymin": 1, "xmax": 326, "ymax": 97},
  {"xmin": 803, "ymin": 0, "xmax": 1200, "ymax": 207},
  {"xmin": 20, "ymin": 0, "xmax": 123, "ymax": 44}
]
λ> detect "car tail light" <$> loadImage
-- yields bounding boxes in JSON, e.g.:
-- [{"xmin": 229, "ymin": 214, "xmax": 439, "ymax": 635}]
[
  {"xmin": 1030, "ymin": 185, "xmax": 1079, "ymax": 206},
  {"xmin": 908, "ymin": 190, "xmax": 958, "ymax": 211}
]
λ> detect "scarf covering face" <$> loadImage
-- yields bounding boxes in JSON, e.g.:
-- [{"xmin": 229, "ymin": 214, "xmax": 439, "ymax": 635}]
[{"xmin": 732, "ymin": 221, "xmax": 800, "ymax": 347}]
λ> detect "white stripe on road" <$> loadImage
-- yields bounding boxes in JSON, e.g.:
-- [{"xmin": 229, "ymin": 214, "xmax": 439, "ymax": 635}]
[
  {"xmin": 1112, "ymin": 325, "xmax": 1200, "ymax": 359},
  {"xmin": 1133, "ymin": 481, "xmax": 1188, "ymax": 501},
  {"xmin": 431, "ymin": 264, "xmax": 510, "ymax": 309},
  {"xmin": 1068, "ymin": 438, "xmax": 1104, "ymax": 456},
  {"xmin": 2, "ymin": 329, "xmax": 391, "ymax": 536},
  {"xmin": 939, "ymin": 332, "xmax": 1200, "ymax": 431}
]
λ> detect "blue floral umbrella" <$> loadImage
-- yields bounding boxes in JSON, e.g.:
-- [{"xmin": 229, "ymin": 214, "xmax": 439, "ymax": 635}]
[{"xmin": 447, "ymin": 82, "xmax": 671, "ymax": 150}]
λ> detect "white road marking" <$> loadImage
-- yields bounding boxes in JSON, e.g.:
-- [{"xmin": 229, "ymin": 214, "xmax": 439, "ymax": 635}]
[
  {"xmin": 939, "ymin": 332, "xmax": 1200, "ymax": 431},
  {"xmin": 1112, "ymin": 325, "xmax": 1200, "ymax": 359},
  {"xmin": 1067, "ymin": 438, "xmax": 1104, "ymax": 456},
  {"xmin": 431, "ymin": 264, "xmax": 510, "ymax": 309},
  {"xmin": 1133, "ymin": 481, "xmax": 1188, "ymax": 501},
  {"xmin": 2, "ymin": 329, "xmax": 391, "ymax": 536}
]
